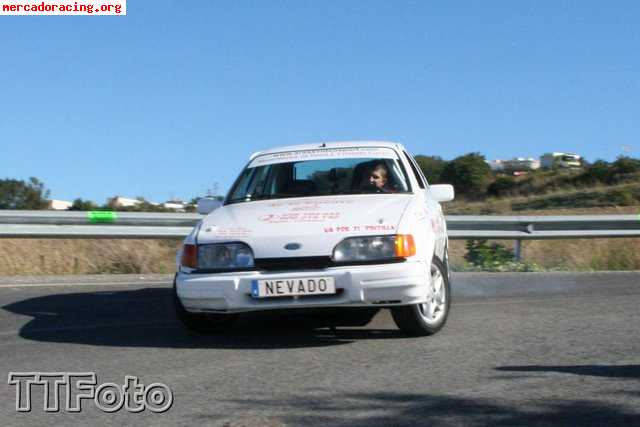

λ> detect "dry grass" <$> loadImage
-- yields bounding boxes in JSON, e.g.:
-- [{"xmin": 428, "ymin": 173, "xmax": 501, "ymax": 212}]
[
  {"xmin": 3, "ymin": 236, "xmax": 638, "ymax": 275},
  {"xmin": 448, "ymin": 238, "xmax": 640, "ymax": 271},
  {"xmin": 0, "ymin": 239, "xmax": 182, "ymax": 275}
]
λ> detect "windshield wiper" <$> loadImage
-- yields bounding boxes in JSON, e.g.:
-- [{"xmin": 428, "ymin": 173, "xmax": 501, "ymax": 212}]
[
  {"xmin": 227, "ymin": 190, "xmax": 402, "ymax": 205},
  {"xmin": 226, "ymin": 194, "xmax": 300, "ymax": 204},
  {"xmin": 332, "ymin": 189, "xmax": 370, "ymax": 195}
]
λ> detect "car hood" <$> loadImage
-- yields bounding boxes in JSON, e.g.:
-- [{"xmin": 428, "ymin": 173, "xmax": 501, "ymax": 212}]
[{"xmin": 197, "ymin": 195, "xmax": 413, "ymax": 258}]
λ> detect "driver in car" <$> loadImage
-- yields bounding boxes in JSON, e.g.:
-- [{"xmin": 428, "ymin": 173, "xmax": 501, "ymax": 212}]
[{"xmin": 367, "ymin": 162, "xmax": 396, "ymax": 193}]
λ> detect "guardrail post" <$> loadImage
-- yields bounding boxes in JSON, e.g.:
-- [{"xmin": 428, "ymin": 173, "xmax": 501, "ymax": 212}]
[{"xmin": 514, "ymin": 240, "xmax": 522, "ymax": 262}]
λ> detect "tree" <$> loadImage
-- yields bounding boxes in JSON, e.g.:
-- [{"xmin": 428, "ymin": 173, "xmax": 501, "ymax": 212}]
[
  {"xmin": 582, "ymin": 160, "xmax": 612, "ymax": 184},
  {"xmin": 0, "ymin": 177, "xmax": 50, "ymax": 209},
  {"xmin": 487, "ymin": 176, "xmax": 518, "ymax": 197},
  {"xmin": 613, "ymin": 156, "xmax": 640, "ymax": 175},
  {"xmin": 440, "ymin": 153, "xmax": 492, "ymax": 198},
  {"xmin": 414, "ymin": 155, "xmax": 447, "ymax": 184},
  {"xmin": 69, "ymin": 198, "xmax": 99, "ymax": 211}
]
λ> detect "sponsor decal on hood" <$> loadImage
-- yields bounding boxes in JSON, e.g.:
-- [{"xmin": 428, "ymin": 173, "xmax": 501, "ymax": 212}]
[{"xmin": 197, "ymin": 195, "xmax": 413, "ymax": 258}]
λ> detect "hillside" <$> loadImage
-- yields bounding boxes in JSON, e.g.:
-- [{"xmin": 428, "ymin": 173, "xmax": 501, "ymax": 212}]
[
  {"xmin": 421, "ymin": 154, "xmax": 640, "ymax": 214},
  {"xmin": 444, "ymin": 182, "xmax": 640, "ymax": 215}
]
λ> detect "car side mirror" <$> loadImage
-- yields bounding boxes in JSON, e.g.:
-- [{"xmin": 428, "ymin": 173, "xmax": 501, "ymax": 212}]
[
  {"xmin": 196, "ymin": 198, "xmax": 223, "ymax": 215},
  {"xmin": 429, "ymin": 184, "xmax": 455, "ymax": 202}
]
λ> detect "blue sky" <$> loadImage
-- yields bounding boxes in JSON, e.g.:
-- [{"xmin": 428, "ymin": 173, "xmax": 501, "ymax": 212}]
[{"xmin": 1, "ymin": 1, "xmax": 639, "ymax": 203}]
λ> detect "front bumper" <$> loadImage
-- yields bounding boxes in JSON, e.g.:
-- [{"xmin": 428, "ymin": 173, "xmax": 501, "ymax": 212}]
[{"xmin": 176, "ymin": 260, "xmax": 429, "ymax": 313}]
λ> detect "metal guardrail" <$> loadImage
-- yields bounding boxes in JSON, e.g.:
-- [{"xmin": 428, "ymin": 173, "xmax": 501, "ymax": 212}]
[
  {"xmin": 1, "ymin": 211, "xmax": 639, "ymax": 261},
  {"xmin": 1, "ymin": 211, "xmax": 639, "ymax": 240},
  {"xmin": 446, "ymin": 215, "xmax": 640, "ymax": 239},
  {"xmin": 446, "ymin": 215, "xmax": 640, "ymax": 259},
  {"xmin": 0, "ymin": 211, "xmax": 200, "ymax": 238},
  {"xmin": 0, "ymin": 210, "xmax": 201, "ymax": 226},
  {"xmin": 2, "ymin": 209, "xmax": 640, "ymax": 259}
]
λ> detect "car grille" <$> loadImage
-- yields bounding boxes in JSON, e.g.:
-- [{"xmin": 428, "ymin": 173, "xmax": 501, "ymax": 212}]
[
  {"xmin": 254, "ymin": 257, "xmax": 333, "ymax": 271},
  {"xmin": 253, "ymin": 256, "xmax": 406, "ymax": 272}
]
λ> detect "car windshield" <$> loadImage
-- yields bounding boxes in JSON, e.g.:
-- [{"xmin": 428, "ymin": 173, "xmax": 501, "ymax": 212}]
[{"xmin": 227, "ymin": 149, "xmax": 411, "ymax": 204}]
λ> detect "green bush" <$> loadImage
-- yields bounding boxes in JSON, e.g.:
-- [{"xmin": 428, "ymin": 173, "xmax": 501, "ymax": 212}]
[
  {"xmin": 613, "ymin": 156, "xmax": 640, "ymax": 175},
  {"xmin": 463, "ymin": 239, "xmax": 541, "ymax": 272},
  {"xmin": 414, "ymin": 155, "xmax": 447, "ymax": 184},
  {"xmin": 487, "ymin": 176, "xmax": 518, "ymax": 197},
  {"xmin": 581, "ymin": 160, "xmax": 613, "ymax": 184},
  {"xmin": 465, "ymin": 239, "xmax": 514, "ymax": 267},
  {"xmin": 609, "ymin": 188, "xmax": 636, "ymax": 206},
  {"xmin": 440, "ymin": 153, "xmax": 492, "ymax": 199}
]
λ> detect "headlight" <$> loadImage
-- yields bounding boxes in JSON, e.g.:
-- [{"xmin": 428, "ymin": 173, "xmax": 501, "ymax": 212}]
[
  {"xmin": 181, "ymin": 243, "xmax": 254, "ymax": 270},
  {"xmin": 332, "ymin": 234, "xmax": 416, "ymax": 262}
]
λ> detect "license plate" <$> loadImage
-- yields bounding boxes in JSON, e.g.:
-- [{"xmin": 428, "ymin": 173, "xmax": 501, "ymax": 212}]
[{"xmin": 251, "ymin": 277, "xmax": 336, "ymax": 298}]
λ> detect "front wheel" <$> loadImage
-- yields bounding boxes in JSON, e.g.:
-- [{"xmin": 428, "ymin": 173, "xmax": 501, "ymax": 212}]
[{"xmin": 391, "ymin": 257, "xmax": 451, "ymax": 336}]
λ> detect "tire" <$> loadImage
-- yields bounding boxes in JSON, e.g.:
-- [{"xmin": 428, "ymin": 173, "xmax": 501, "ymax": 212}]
[
  {"xmin": 391, "ymin": 256, "xmax": 451, "ymax": 336},
  {"xmin": 173, "ymin": 279, "xmax": 237, "ymax": 334}
]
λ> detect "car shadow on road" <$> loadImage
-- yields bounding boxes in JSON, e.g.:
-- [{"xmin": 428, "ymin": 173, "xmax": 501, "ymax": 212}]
[
  {"xmin": 213, "ymin": 391, "xmax": 640, "ymax": 426},
  {"xmin": 2, "ymin": 287, "xmax": 407, "ymax": 350},
  {"xmin": 495, "ymin": 364, "xmax": 640, "ymax": 379}
]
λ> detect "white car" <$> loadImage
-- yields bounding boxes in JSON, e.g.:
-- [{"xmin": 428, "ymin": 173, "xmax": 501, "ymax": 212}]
[{"xmin": 174, "ymin": 141, "xmax": 454, "ymax": 336}]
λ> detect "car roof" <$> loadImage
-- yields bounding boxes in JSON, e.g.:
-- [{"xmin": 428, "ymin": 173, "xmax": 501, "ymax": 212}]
[{"xmin": 249, "ymin": 140, "xmax": 406, "ymax": 160}]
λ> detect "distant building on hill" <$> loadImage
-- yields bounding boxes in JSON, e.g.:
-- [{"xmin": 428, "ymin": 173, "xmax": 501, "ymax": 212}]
[
  {"xmin": 48, "ymin": 199, "xmax": 72, "ymax": 210},
  {"xmin": 107, "ymin": 196, "xmax": 143, "ymax": 208},
  {"xmin": 487, "ymin": 158, "xmax": 541, "ymax": 173},
  {"xmin": 503, "ymin": 158, "xmax": 541, "ymax": 172},
  {"xmin": 540, "ymin": 152, "xmax": 582, "ymax": 169},
  {"xmin": 162, "ymin": 200, "xmax": 186, "ymax": 211},
  {"xmin": 486, "ymin": 160, "xmax": 504, "ymax": 171}
]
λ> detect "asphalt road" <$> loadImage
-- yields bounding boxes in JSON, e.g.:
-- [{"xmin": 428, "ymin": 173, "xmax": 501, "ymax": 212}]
[{"xmin": 0, "ymin": 272, "xmax": 638, "ymax": 426}]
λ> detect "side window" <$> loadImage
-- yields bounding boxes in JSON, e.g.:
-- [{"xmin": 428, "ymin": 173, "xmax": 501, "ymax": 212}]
[{"xmin": 403, "ymin": 151, "xmax": 426, "ymax": 189}]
